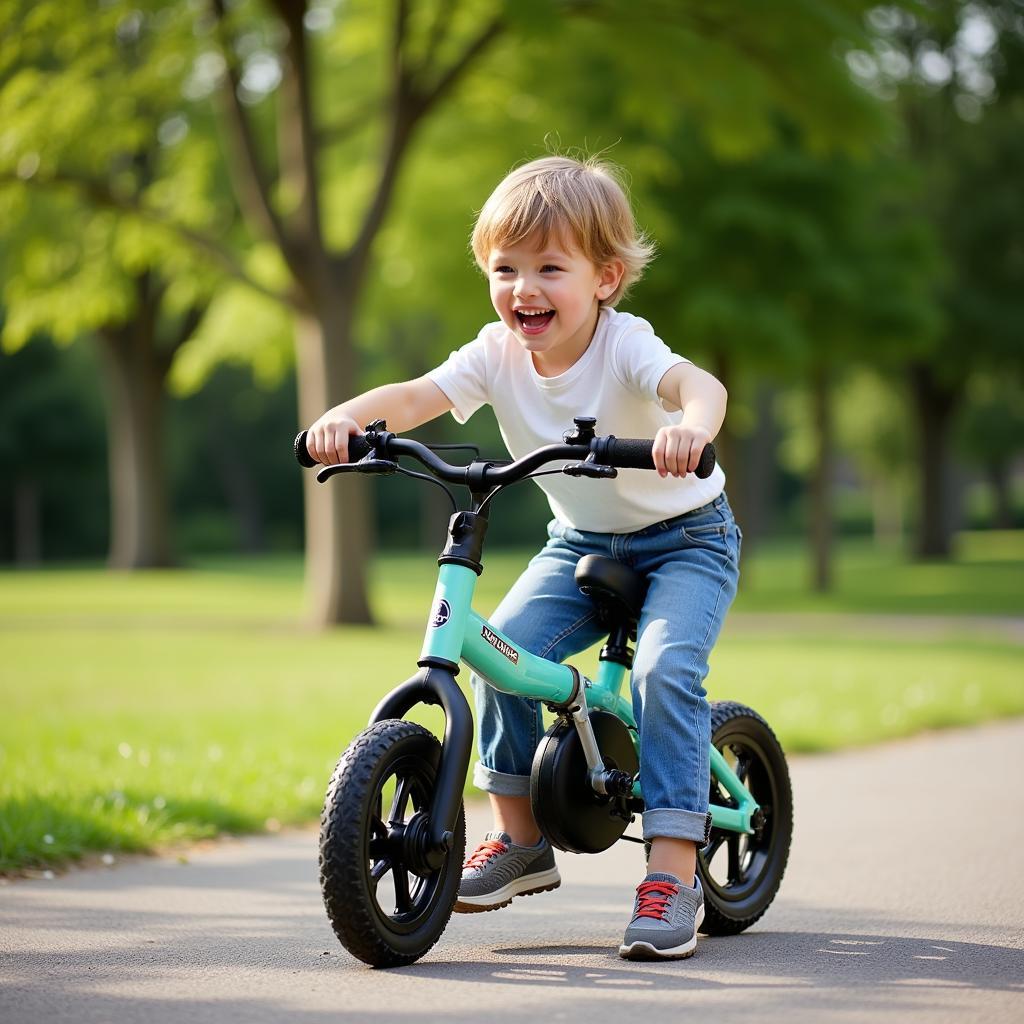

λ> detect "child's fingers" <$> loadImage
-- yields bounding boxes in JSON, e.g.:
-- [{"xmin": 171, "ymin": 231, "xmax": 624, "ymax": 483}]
[
  {"xmin": 652, "ymin": 433, "xmax": 668, "ymax": 477},
  {"xmin": 663, "ymin": 433, "xmax": 684, "ymax": 477},
  {"xmin": 327, "ymin": 426, "xmax": 350, "ymax": 465},
  {"xmin": 686, "ymin": 439, "xmax": 702, "ymax": 474},
  {"xmin": 305, "ymin": 430, "xmax": 321, "ymax": 465}
]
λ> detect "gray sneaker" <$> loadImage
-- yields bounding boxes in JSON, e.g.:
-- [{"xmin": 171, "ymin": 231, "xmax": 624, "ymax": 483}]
[
  {"xmin": 618, "ymin": 872, "xmax": 705, "ymax": 960},
  {"xmin": 453, "ymin": 831, "xmax": 561, "ymax": 913}
]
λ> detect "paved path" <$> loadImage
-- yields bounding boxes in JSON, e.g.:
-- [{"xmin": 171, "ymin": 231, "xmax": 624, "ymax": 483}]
[{"xmin": 2, "ymin": 721, "xmax": 1023, "ymax": 1024}]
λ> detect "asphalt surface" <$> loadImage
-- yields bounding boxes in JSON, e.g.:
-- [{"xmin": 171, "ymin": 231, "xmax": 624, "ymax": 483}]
[{"xmin": 2, "ymin": 720, "xmax": 1023, "ymax": 1024}]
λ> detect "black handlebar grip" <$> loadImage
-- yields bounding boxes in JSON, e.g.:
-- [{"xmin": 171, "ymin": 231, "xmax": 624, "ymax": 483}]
[
  {"xmin": 294, "ymin": 430, "xmax": 317, "ymax": 468},
  {"xmin": 348, "ymin": 434, "xmax": 372, "ymax": 461},
  {"xmin": 294, "ymin": 429, "xmax": 373, "ymax": 467},
  {"xmin": 604, "ymin": 438, "xmax": 717, "ymax": 479}
]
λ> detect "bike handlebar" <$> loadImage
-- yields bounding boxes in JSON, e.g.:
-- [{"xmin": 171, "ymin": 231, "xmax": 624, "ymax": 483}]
[{"xmin": 294, "ymin": 427, "xmax": 716, "ymax": 487}]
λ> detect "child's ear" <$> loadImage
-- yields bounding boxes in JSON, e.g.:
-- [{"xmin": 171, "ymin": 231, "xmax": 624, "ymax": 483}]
[{"xmin": 596, "ymin": 259, "xmax": 625, "ymax": 302}]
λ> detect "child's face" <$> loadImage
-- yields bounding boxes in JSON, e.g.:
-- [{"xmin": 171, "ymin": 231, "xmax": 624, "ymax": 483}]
[{"xmin": 486, "ymin": 232, "xmax": 623, "ymax": 375}]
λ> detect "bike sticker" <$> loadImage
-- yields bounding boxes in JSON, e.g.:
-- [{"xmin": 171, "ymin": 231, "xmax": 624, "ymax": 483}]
[
  {"xmin": 481, "ymin": 625, "xmax": 519, "ymax": 664},
  {"xmin": 431, "ymin": 599, "xmax": 451, "ymax": 628}
]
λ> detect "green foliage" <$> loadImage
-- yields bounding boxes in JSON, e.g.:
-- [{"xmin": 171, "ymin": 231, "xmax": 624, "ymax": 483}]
[
  {"xmin": 169, "ymin": 248, "xmax": 295, "ymax": 395},
  {"xmin": 853, "ymin": 1, "xmax": 1024, "ymax": 380},
  {"xmin": 4, "ymin": 0, "xmax": 1018, "ymax": 569},
  {"xmin": 637, "ymin": 129, "xmax": 939, "ymax": 377},
  {"xmin": 0, "ymin": 0, "xmax": 230, "ymax": 352},
  {"xmin": 355, "ymin": 0, "xmax": 897, "ymax": 387},
  {"xmin": 958, "ymin": 374, "xmax": 1024, "ymax": 468}
]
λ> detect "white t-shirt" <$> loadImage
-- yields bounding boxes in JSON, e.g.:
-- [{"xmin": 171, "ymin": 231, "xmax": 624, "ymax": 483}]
[{"xmin": 427, "ymin": 307, "xmax": 727, "ymax": 533}]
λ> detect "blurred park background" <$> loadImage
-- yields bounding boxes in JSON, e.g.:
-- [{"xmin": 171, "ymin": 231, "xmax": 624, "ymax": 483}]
[{"xmin": 1, "ymin": 0, "xmax": 1022, "ymax": 874}]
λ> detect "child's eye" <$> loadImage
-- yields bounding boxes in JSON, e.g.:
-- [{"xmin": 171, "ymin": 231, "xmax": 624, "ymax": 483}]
[
  {"xmin": 494, "ymin": 265, "xmax": 515, "ymax": 275},
  {"xmin": 541, "ymin": 265, "xmax": 562, "ymax": 273}
]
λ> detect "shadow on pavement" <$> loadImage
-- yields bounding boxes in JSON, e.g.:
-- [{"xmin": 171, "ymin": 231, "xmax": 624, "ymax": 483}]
[{"xmin": 473, "ymin": 931, "xmax": 1024, "ymax": 992}]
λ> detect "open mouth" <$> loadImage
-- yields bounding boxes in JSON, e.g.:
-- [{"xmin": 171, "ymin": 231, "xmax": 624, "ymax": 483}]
[{"xmin": 514, "ymin": 308, "xmax": 555, "ymax": 334}]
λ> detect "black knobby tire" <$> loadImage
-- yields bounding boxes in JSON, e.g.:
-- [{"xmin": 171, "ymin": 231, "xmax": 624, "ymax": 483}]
[
  {"xmin": 319, "ymin": 719, "xmax": 466, "ymax": 967},
  {"xmin": 697, "ymin": 701, "xmax": 793, "ymax": 936}
]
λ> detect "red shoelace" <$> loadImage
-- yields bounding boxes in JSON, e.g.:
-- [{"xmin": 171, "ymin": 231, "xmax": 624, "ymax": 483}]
[
  {"xmin": 633, "ymin": 880, "xmax": 679, "ymax": 921},
  {"xmin": 463, "ymin": 839, "xmax": 508, "ymax": 870}
]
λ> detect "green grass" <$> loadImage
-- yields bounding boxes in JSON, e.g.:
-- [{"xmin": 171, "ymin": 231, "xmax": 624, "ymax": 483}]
[
  {"xmin": 1, "ymin": 531, "xmax": 1021, "ymax": 874},
  {"xmin": 729, "ymin": 530, "xmax": 1024, "ymax": 615}
]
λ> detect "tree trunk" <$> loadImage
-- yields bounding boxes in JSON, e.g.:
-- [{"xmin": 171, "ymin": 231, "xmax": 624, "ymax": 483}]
[
  {"xmin": 809, "ymin": 363, "xmax": 833, "ymax": 592},
  {"xmin": 13, "ymin": 479, "xmax": 42, "ymax": 565},
  {"xmin": 97, "ymin": 322, "xmax": 173, "ymax": 569},
  {"xmin": 988, "ymin": 462, "xmax": 1013, "ymax": 530},
  {"xmin": 212, "ymin": 0, "xmax": 503, "ymax": 625},
  {"xmin": 908, "ymin": 363, "xmax": 961, "ymax": 559},
  {"xmin": 295, "ymin": 294, "xmax": 374, "ymax": 626}
]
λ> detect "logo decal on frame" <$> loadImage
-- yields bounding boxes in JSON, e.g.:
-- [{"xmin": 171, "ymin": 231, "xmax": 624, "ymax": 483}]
[
  {"xmin": 431, "ymin": 599, "xmax": 451, "ymax": 628},
  {"xmin": 481, "ymin": 625, "xmax": 519, "ymax": 664}
]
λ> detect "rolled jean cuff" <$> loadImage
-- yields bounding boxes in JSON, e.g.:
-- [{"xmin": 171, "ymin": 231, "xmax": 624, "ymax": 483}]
[
  {"xmin": 473, "ymin": 761, "xmax": 532, "ymax": 797},
  {"xmin": 643, "ymin": 807, "xmax": 712, "ymax": 844}
]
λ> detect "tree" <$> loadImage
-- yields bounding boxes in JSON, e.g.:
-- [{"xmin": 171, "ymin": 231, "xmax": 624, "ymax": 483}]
[
  {"xmin": 856, "ymin": 1, "xmax": 1024, "ymax": 556},
  {"xmin": 637, "ymin": 129, "xmax": 936, "ymax": 589},
  {"xmin": 0, "ymin": 1, "xmax": 233, "ymax": 566},
  {"xmin": 4, "ymin": 0, "xmax": 891, "ymax": 613},
  {"xmin": 958, "ymin": 374, "xmax": 1024, "ymax": 528},
  {"xmin": 191, "ymin": 0, "xmax": 901, "ymax": 623}
]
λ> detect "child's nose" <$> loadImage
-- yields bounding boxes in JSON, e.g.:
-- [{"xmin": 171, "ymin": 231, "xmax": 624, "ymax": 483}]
[{"xmin": 514, "ymin": 275, "xmax": 538, "ymax": 298}]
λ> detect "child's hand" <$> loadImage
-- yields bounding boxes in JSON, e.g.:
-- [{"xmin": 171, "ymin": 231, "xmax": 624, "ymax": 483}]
[
  {"xmin": 652, "ymin": 424, "xmax": 713, "ymax": 478},
  {"xmin": 305, "ymin": 410, "xmax": 362, "ymax": 465}
]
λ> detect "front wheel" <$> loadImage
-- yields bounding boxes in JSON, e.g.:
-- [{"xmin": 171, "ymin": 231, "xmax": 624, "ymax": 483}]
[
  {"xmin": 698, "ymin": 701, "xmax": 793, "ymax": 935},
  {"xmin": 319, "ymin": 719, "xmax": 466, "ymax": 967}
]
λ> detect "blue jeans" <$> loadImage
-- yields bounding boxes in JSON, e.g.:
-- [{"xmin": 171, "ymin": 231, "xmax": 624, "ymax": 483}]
[{"xmin": 471, "ymin": 492, "xmax": 741, "ymax": 844}]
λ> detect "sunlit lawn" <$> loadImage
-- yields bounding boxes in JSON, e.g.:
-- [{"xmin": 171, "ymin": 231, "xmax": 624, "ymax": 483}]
[{"xmin": 1, "ymin": 531, "xmax": 1021, "ymax": 873}]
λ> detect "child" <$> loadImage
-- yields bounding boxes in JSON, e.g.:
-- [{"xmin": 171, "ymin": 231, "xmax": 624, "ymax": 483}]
[{"xmin": 304, "ymin": 155, "xmax": 740, "ymax": 960}]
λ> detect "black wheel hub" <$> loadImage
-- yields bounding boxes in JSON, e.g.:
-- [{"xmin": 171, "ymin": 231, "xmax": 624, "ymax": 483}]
[{"xmin": 364, "ymin": 758, "xmax": 445, "ymax": 933}]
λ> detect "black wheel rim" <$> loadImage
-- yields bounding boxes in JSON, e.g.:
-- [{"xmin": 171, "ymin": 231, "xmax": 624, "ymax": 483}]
[
  {"xmin": 364, "ymin": 754, "xmax": 445, "ymax": 936},
  {"xmin": 699, "ymin": 729, "xmax": 779, "ymax": 904}
]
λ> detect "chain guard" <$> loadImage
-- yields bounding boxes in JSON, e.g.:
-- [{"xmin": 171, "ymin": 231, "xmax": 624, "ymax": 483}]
[{"xmin": 529, "ymin": 710, "xmax": 640, "ymax": 854}]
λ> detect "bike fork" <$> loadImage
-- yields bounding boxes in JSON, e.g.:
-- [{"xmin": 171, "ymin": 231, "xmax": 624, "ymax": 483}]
[{"xmin": 369, "ymin": 661, "xmax": 473, "ymax": 870}]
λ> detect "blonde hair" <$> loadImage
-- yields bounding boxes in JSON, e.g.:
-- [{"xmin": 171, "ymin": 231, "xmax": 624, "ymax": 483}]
[{"xmin": 471, "ymin": 155, "xmax": 655, "ymax": 306}]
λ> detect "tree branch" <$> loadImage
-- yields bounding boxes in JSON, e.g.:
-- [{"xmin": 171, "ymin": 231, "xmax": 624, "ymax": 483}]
[
  {"xmin": 156, "ymin": 300, "xmax": 207, "ymax": 376},
  {"xmin": 4, "ymin": 171, "xmax": 297, "ymax": 309},
  {"xmin": 394, "ymin": 0, "xmax": 410, "ymax": 76},
  {"xmin": 348, "ymin": 5, "xmax": 503, "ymax": 271},
  {"xmin": 317, "ymin": 97, "xmax": 385, "ymax": 147},
  {"xmin": 417, "ymin": 12, "xmax": 503, "ymax": 117},
  {"xmin": 209, "ymin": 0, "xmax": 301, "ymax": 277},
  {"xmin": 272, "ymin": 0, "xmax": 325, "ymax": 271},
  {"xmin": 419, "ymin": 0, "xmax": 457, "ymax": 75}
]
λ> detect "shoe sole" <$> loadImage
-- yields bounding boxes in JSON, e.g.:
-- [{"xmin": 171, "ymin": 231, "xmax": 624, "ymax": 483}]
[
  {"xmin": 618, "ymin": 904, "xmax": 704, "ymax": 960},
  {"xmin": 452, "ymin": 867, "xmax": 562, "ymax": 914}
]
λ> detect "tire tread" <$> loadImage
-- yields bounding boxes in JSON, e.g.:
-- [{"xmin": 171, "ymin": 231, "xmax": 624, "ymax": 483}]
[
  {"xmin": 698, "ymin": 700, "xmax": 793, "ymax": 936},
  {"xmin": 319, "ymin": 719, "xmax": 465, "ymax": 967}
]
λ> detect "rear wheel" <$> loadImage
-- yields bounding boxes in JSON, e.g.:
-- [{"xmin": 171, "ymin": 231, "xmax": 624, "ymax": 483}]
[
  {"xmin": 698, "ymin": 701, "xmax": 793, "ymax": 935},
  {"xmin": 319, "ymin": 719, "xmax": 465, "ymax": 967}
]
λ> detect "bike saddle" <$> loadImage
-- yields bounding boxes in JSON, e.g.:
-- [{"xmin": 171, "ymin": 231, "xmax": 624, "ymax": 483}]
[{"xmin": 575, "ymin": 555, "xmax": 648, "ymax": 626}]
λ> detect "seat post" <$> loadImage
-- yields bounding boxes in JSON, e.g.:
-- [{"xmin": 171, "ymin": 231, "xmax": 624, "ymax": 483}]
[{"xmin": 600, "ymin": 622, "xmax": 635, "ymax": 668}]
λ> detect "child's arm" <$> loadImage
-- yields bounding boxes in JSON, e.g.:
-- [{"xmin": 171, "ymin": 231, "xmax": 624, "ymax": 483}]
[
  {"xmin": 305, "ymin": 377, "xmax": 454, "ymax": 465},
  {"xmin": 653, "ymin": 363, "xmax": 728, "ymax": 478}
]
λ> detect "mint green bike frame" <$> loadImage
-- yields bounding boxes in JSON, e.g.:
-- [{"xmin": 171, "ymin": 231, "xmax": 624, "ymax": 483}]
[{"xmin": 420, "ymin": 562, "xmax": 760, "ymax": 837}]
